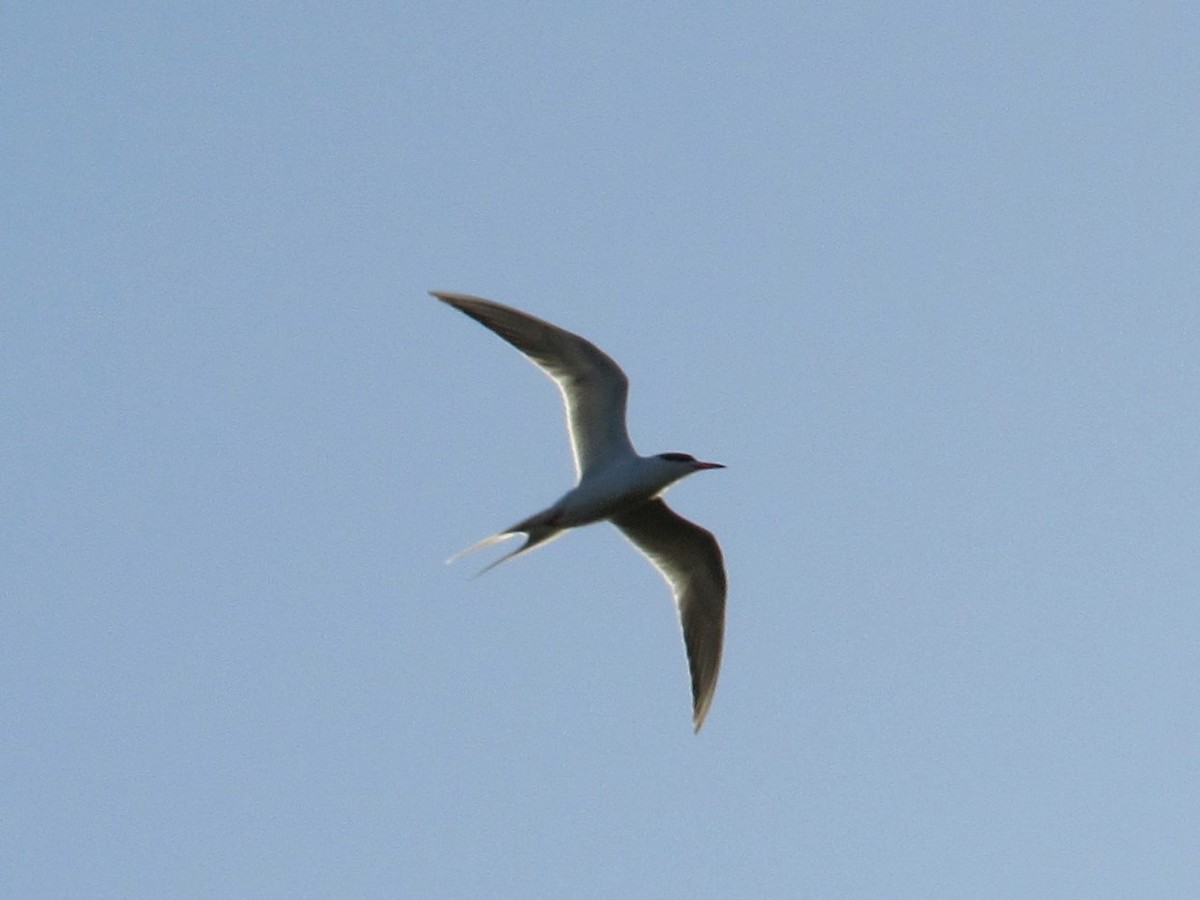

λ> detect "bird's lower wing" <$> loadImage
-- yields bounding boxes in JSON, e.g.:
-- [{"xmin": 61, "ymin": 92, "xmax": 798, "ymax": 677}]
[{"xmin": 610, "ymin": 498, "xmax": 727, "ymax": 732}]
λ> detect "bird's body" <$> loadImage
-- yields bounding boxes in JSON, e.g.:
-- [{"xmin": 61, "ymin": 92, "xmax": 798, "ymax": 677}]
[
  {"xmin": 432, "ymin": 291, "xmax": 727, "ymax": 731},
  {"xmin": 539, "ymin": 453, "xmax": 701, "ymax": 527}
]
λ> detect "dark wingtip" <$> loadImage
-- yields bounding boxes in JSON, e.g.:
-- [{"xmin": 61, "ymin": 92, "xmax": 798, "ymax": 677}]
[
  {"xmin": 692, "ymin": 700, "xmax": 711, "ymax": 734},
  {"xmin": 431, "ymin": 289, "xmax": 489, "ymax": 303}
]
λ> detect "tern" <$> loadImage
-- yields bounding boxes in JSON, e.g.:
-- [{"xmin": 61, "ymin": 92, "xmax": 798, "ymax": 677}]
[{"xmin": 432, "ymin": 291, "xmax": 727, "ymax": 732}]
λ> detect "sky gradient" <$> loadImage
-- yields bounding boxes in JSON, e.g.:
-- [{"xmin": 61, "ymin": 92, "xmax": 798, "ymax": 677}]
[{"xmin": 5, "ymin": 4, "xmax": 1200, "ymax": 897}]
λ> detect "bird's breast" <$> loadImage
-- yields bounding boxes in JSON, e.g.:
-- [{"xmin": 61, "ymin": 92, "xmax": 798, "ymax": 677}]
[{"xmin": 556, "ymin": 461, "xmax": 673, "ymax": 527}]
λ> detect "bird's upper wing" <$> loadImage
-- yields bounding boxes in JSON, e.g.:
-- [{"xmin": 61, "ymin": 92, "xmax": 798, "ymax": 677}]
[
  {"xmin": 432, "ymin": 291, "xmax": 635, "ymax": 478},
  {"xmin": 610, "ymin": 497, "xmax": 726, "ymax": 732}
]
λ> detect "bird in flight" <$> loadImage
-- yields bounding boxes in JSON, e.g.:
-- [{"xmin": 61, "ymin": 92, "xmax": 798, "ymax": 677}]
[{"xmin": 432, "ymin": 291, "xmax": 727, "ymax": 732}]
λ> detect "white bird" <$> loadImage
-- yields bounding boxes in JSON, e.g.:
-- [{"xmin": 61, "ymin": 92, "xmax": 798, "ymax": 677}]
[{"xmin": 432, "ymin": 291, "xmax": 727, "ymax": 732}]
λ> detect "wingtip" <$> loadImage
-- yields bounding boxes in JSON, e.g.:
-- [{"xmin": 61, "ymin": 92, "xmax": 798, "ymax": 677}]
[
  {"xmin": 691, "ymin": 676, "xmax": 718, "ymax": 733},
  {"xmin": 430, "ymin": 289, "xmax": 485, "ymax": 305}
]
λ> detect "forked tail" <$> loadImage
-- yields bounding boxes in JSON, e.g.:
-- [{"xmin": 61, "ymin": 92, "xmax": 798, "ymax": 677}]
[{"xmin": 446, "ymin": 509, "xmax": 565, "ymax": 576}]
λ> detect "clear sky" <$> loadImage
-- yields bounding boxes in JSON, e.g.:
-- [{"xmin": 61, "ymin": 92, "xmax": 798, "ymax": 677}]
[{"xmin": 5, "ymin": 4, "xmax": 1199, "ymax": 897}]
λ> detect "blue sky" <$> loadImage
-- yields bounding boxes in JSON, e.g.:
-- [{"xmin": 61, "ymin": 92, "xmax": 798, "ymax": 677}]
[{"xmin": 5, "ymin": 4, "xmax": 1199, "ymax": 897}]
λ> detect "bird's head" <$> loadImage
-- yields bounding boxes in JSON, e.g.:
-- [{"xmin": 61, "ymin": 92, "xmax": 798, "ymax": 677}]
[{"xmin": 655, "ymin": 452, "xmax": 726, "ymax": 478}]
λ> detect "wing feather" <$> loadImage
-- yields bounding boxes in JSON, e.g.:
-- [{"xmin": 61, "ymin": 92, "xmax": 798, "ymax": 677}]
[
  {"xmin": 432, "ymin": 292, "xmax": 634, "ymax": 477},
  {"xmin": 611, "ymin": 498, "xmax": 726, "ymax": 732}
]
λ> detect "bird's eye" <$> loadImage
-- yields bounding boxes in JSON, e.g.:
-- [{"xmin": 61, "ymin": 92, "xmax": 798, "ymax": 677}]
[{"xmin": 659, "ymin": 452, "xmax": 696, "ymax": 463}]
